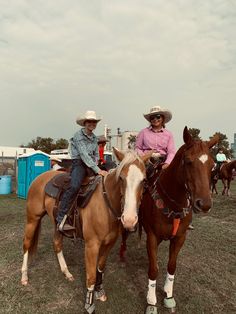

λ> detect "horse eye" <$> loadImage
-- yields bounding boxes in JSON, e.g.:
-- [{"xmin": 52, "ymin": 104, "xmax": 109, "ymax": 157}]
[{"xmin": 184, "ymin": 158, "xmax": 192, "ymax": 165}]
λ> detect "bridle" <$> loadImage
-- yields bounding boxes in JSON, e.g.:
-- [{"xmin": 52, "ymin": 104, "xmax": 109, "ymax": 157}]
[
  {"xmin": 148, "ymin": 150, "xmax": 193, "ymax": 214},
  {"xmin": 102, "ymin": 162, "xmax": 145, "ymax": 221},
  {"xmin": 102, "ymin": 175, "xmax": 124, "ymax": 221}
]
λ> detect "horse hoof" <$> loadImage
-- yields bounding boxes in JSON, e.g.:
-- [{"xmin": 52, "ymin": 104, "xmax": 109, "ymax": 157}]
[
  {"xmin": 67, "ymin": 275, "xmax": 74, "ymax": 282},
  {"xmin": 145, "ymin": 304, "xmax": 158, "ymax": 314},
  {"xmin": 164, "ymin": 297, "xmax": 176, "ymax": 311},
  {"xmin": 98, "ymin": 294, "xmax": 107, "ymax": 302},
  {"xmin": 95, "ymin": 289, "xmax": 107, "ymax": 302},
  {"xmin": 21, "ymin": 280, "xmax": 28, "ymax": 286}
]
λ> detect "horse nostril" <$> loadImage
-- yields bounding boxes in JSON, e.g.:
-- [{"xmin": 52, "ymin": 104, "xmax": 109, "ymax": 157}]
[{"xmin": 194, "ymin": 199, "xmax": 203, "ymax": 210}]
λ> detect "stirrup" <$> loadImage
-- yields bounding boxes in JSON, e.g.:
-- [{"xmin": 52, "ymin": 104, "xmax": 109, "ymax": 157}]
[{"xmin": 57, "ymin": 215, "xmax": 70, "ymax": 232}]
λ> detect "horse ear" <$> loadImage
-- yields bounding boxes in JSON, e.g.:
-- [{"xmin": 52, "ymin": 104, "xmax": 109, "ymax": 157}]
[
  {"xmin": 112, "ymin": 147, "xmax": 125, "ymax": 162},
  {"xmin": 207, "ymin": 134, "xmax": 220, "ymax": 149},
  {"xmin": 141, "ymin": 151, "xmax": 153, "ymax": 163},
  {"xmin": 183, "ymin": 126, "xmax": 193, "ymax": 146}
]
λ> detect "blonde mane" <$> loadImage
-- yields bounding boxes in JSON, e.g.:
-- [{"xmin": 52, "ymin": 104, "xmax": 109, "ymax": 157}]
[{"xmin": 115, "ymin": 150, "xmax": 143, "ymax": 180}]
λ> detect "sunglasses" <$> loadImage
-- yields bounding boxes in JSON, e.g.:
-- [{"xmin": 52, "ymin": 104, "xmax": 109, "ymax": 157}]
[
  {"xmin": 85, "ymin": 120, "xmax": 97, "ymax": 124},
  {"xmin": 150, "ymin": 114, "xmax": 162, "ymax": 121}
]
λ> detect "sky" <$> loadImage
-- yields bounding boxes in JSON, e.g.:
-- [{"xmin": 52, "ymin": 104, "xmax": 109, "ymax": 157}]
[{"xmin": 0, "ymin": 0, "xmax": 235, "ymax": 149}]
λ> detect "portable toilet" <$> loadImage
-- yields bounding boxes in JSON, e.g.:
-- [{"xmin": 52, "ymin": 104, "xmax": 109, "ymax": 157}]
[{"xmin": 17, "ymin": 151, "xmax": 50, "ymax": 199}]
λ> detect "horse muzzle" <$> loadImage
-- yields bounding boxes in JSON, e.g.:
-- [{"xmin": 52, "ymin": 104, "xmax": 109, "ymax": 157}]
[
  {"xmin": 192, "ymin": 198, "xmax": 212, "ymax": 213},
  {"xmin": 121, "ymin": 214, "xmax": 138, "ymax": 231}
]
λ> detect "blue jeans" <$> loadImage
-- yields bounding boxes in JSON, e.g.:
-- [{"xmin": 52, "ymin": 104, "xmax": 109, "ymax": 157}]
[{"xmin": 56, "ymin": 159, "xmax": 87, "ymax": 224}]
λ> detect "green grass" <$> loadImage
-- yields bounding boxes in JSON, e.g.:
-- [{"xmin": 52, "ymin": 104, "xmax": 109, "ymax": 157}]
[{"xmin": 0, "ymin": 182, "xmax": 236, "ymax": 314}]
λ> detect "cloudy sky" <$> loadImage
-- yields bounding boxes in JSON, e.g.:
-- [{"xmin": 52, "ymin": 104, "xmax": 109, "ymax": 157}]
[{"xmin": 0, "ymin": 0, "xmax": 235, "ymax": 149}]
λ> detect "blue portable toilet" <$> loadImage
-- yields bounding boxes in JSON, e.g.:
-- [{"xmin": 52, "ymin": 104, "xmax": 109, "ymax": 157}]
[{"xmin": 17, "ymin": 151, "xmax": 50, "ymax": 199}]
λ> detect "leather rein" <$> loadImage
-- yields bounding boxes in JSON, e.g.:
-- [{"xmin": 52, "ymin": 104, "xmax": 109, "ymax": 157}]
[
  {"xmin": 147, "ymin": 157, "xmax": 192, "ymax": 237},
  {"xmin": 102, "ymin": 176, "xmax": 124, "ymax": 220}
]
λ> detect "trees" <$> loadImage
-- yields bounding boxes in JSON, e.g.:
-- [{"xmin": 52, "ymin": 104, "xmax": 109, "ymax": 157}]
[
  {"xmin": 128, "ymin": 134, "xmax": 137, "ymax": 149},
  {"xmin": 209, "ymin": 132, "xmax": 234, "ymax": 160},
  {"xmin": 188, "ymin": 128, "xmax": 233, "ymax": 160},
  {"xmin": 188, "ymin": 128, "xmax": 201, "ymax": 141},
  {"xmin": 22, "ymin": 137, "xmax": 69, "ymax": 154}
]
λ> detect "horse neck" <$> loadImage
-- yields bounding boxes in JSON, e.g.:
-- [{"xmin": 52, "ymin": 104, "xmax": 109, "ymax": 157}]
[
  {"xmin": 104, "ymin": 170, "xmax": 122, "ymax": 211},
  {"xmin": 229, "ymin": 161, "xmax": 236, "ymax": 171},
  {"xmin": 157, "ymin": 155, "xmax": 188, "ymax": 209}
]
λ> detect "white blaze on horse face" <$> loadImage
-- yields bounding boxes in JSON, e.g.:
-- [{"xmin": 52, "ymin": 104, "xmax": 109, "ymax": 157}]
[
  {"xmin": 122, "ymin": 164, "xmax": 144, "ymax": 229},
  {"xmin": 199, "ymin": 154, "xmax": 208, "ymax": 164}
]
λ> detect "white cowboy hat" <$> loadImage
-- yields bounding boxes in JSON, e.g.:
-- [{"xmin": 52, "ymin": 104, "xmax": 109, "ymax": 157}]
[
  {"xmin": 50, "ymin": 156, "xmax": 62, "ymax": 162},
  {"xmin": 76, "ymin": 110, "xmax": 102, "ymax": 126},
  {"xmin": 143, "ymin": 105, "xmax": 172, "ymax": 123}
]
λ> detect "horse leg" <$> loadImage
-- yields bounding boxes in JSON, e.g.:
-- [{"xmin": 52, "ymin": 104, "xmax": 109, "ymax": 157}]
[
  {"xmin": 119, "ymin": 229, "xmax": 129, "ymax": 262},
  {"xmin": 145, "ymin": 232, "xmax": 161, "ymax": 314},
  {"xmin": 214, "ymin": 181, "xmax": 218, "ymax": 194},
  {"xmin": 53, "ymin": 229, "xmax": 74, "ymax": 281},
  {"xmin": 95, "ymin": 235, "xmax": 119, "ymax": 302},
  {"xmin": 227, "ymin": 179, "xmax": 231, "ymax": 196},
  {"xmin": 84, "ymin": 240, "xmax": 100, "ymax": 314},
  {"xmin": 222, "ymin": 179, "xmax": 227, "ymax": 195},
  {"xmin": 21, "ymin": 215, "xmax": 43, "ymax": 285},
  {"xmin": 163, "ymin": 234, "xmax": 186, "ymax": 311}
]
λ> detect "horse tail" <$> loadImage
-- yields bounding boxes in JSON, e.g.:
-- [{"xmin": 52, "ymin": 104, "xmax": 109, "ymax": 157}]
[
  {"xmin": 24, "ymin": 191, "xmax": 47, "ymax": 259},
  {"xmin": 138, "ymin": 221, "xmax": 143, "ymax": 241},
  {"xmin": 28, "ymin": 219, "xmax": 42, "ymax": 258}
]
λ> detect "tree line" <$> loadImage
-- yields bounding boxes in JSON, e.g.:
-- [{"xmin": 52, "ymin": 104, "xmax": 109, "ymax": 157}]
[
  {"xmin": 21, "ymin": 137, "xmax": 69, "ymax": 154},
  {"xmin": 21, "ymin": 128, "xmax": 234, "ymax": 159}
]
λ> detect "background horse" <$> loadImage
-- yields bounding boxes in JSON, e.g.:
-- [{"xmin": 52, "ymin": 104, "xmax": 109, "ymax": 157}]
[
  {"xmin": 211, "ymin": 160, "xmax": 236, "ymax": 196},
  {"xmin": 21, "ymin": 148, "xmax": 151, "ymax": 314},
  {"xmin": 122, "ymin": 127, "xmax": 218, "ymax": 314}
]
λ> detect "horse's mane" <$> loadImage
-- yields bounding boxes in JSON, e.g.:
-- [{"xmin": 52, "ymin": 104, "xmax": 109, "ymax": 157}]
[{"xmin": 115, "ymin": 150, "xmax": 142, "ymax": 181}]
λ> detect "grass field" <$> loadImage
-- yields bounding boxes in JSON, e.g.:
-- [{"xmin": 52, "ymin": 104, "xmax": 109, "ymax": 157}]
[{"xmin": 0, "ymin": 182, "xmax": 236, "ymax": 314}]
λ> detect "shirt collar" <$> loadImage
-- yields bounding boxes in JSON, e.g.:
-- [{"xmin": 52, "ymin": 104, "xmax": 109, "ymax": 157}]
[
  {"xmin": 148, "ymin": 126, "xmax": 164, "ymax": 133},
  {"xmin": 81, "ymin": 128, "xmax": 95, "ymax": 139}
]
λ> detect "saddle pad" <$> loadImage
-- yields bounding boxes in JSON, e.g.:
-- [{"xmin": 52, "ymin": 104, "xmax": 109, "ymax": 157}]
[
  {"xmin": 45, "ymin": 173, "xmax": 69, "ymax": 198},
  {"xmin": 45, "ymin": 174, "xmax": 102, "ymax": 208},
  {"xmin": 77, "ymin": 175, "xmax": 102, "ymax": 208}
]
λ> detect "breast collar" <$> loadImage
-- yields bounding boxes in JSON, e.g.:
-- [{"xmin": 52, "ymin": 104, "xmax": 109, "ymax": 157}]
[{"xmin": 148, "ymin": 176, "xmax": 192, "ymax": 220}]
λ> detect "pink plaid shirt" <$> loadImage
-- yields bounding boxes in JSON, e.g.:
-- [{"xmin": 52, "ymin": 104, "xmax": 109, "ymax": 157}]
[{"xmin": 135, "ymin": 126, "xmax": 176, "ymax": 165}]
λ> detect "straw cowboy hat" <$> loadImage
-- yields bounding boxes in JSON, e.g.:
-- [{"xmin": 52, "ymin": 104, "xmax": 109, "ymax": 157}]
[
  {"xmin": 143, "ymin": 105, "xmax": 172, "ymax": 123},
  {"xmin": 98, "ymin": 135, "xmax": 108, "ymax": 144},
  {"xmin": 76, "ymin": 110, "xmax": 102, "ymax": 126}
]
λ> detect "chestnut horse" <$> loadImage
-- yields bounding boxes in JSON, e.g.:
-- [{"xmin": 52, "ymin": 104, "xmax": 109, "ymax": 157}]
[
  {"xmin": 211, "ymin": 160, "xmax": 236, "ymax": 196},
  {"xmin": 21, "ymin": 148, "xmax": 151, "ymax": 314},
  {"xmin": 121, "ymin": 127, "xmax": 219, "ymax": 314}
]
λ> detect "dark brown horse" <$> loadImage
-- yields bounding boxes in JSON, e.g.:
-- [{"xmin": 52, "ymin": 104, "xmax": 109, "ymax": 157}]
[
  {"xmin": 211, "ymin": 160, "xmax": 236, "ymax": 196},
  {"xmin": 21, "ymin": 148, "xmax": 151, "ymax": 314},
  {"xmin": 121, "ymin": 127, "xmax": 219, "ymax": 314}
]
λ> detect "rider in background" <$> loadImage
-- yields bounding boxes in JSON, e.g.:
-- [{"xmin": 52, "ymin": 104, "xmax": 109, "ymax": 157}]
[
  {"xmin": 215, "ymin": 148, "xmax": 227, "ymax": 177},
  {"xmin": 50, "ymin": 157, "xmax": 62, "ymax": 170},
  {"xmin": 97, "ymin": 135, "xmax": 108, "ymax": 169}
]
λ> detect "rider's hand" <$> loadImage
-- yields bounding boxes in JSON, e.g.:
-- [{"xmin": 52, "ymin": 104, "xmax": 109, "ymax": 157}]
[
  {"xmin": 152, "ymin": 152, "xmax": 161, "ymax": 158},
  {"xmin": 98, "ymin": 170, "xmax": 108, "ymax": 176},
  {"xmin": 162, "ymin": 163, "xmax": 169, "ymax": 169}
]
